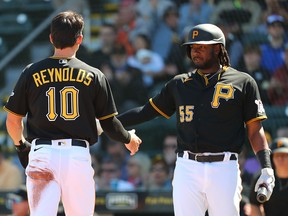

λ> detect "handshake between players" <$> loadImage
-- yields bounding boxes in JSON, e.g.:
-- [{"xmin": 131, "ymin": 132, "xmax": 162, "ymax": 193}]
[{"xmin": 96, "ymin": 119, "xmax": 141, "ymax": 155}]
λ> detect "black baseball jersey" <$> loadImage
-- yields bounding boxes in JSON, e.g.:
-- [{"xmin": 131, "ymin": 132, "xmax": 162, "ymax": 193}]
[
  {"xmin": 149, "ymin": 66, "xmax": 267, "ymax": 153},
  {"xmin": 4, "ymin": 57, "xmax": 117, "ymax": 145}
]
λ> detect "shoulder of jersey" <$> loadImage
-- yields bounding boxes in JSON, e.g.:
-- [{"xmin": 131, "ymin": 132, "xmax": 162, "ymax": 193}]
[
  {"xmin": 22, "ymin": 59, "xmax": 49, "ymax": 74},
  {"xmin": 225, "ymin": 67, "xmax": 255, "ymax": 80}
]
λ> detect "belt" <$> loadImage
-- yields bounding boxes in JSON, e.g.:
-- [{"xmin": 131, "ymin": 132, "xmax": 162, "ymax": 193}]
[
  {"xmin": 35, "ymin": 139, "xmax": 87, "ymax": 148},
  {"xmin": 178, "ymin": 152, "xmax": 237, "ymax": 162}
]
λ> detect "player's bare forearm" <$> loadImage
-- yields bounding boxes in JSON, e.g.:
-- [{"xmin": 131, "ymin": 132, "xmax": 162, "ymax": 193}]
[
  {"xmin": 248, "ymin": 120, "xmax": 274, "ymax": 200},
  {"xmin": 247, "ymin": 121, "xmax": 270, "ymax": 153},
  {"xmin": 6, "ymin": 112, "xmax": 30, "ymax": 168},
  {"xmin": 6, "ymin": 112, "xmax": 25, "ymax": 145}
]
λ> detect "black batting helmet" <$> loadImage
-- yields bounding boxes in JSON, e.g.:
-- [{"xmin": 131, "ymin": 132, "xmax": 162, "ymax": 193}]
[
  {"xmin": 182, "ymin": 23, "xmax": 225, "ymax": 59},
  {"xmin": 271, "ymin": 137, "xmax": 288, "ymax": 154}
]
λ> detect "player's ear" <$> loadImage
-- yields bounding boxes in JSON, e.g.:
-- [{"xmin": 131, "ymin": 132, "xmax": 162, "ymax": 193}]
[
  {"xmin": 49, "ymin": 34, "xmax": 54, "ymax": 45},
  {"xmin": 76, "ymin": 35, "xmax": 83, "ymax": 45}
]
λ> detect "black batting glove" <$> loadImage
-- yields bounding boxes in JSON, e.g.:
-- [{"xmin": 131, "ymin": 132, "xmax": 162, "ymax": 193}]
[{"xmin": 15, "ymin": 140, "xmax": 31, "ymax": 169}]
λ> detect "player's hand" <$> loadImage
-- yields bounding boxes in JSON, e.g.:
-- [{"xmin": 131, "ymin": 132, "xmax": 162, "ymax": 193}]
[
  {"xmin": 124, "ymin": 129, "xmax": 142, "ymax": 156},
  {"xmin": 15, "ymin": 140, "xmax": 31, "ymax": 169},
  {"xmin": 96, "ymin": 119, "xmax": 103, "ymax": 136},
  {"xmin": 254, "ymin": 168, "xmax": 275, "ymax": 201}
]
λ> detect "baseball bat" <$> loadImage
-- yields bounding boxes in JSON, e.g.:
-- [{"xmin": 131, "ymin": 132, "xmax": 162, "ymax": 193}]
[{"xmin": 257, "ymin": 185, "xmax": 268, "ymax": 203}]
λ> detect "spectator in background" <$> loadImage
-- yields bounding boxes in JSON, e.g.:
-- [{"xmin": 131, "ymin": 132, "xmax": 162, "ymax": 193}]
[
  {"xmin": 97, "ymin": 158, "xmax": 135, "ymax": 191},
  {"xmin": 260, "ymin": 15, "xmax": 287, "ymax": 75},
  {"xmin": 162, "ymin": 133, "xmax": 177, "ymax": 179},
  {"xmin": 151, "ymin": 4, "xmax": 180, "ymax": 60},
  {"xmin": 91, "ymin": 23, "xmax": 118, "ymax": 69},
  {"xmin": 126, "ymin": 151, "xmax": 151, "ymax": 190},
  {"xmin": 239, "ymin": 44, "xmax": 271, "ymax": 105},
  {"xmin": 267, "ymin": 42, "xmax": 288, "ymax": 106},
  {"xmin": 104, "ymin": 44, "xmax": 148, "ymax": 112},
  {"xmin": 147, "ymin": 155, "xmax": 172, "ymax": 191},
  {"xmin": 209, "ymin": 0, "xmax": 262, "ymax": 33},
  {"xmin": 249, "ymin": 137, "xmax": 288, "ymax": 216},
  {"xmin": 0, "ymin": 145, "xmax": 23, "ymax": 191},
  {"xmin": 127, "ymin": 33, "xmax": 165, "ymax": 90},
  {"xmin": 7, "ymin": 184, "xmax": 66, "ymax": 216},
  {"xmin": 178, "ymin": 0, "xmax": 214, "ymax": 36},
  {"xmin": 136, "ymin": 0, "xmax": 175, "ymax": 24},
  {"xmin": 217, "ymin": 19, "xmax": 244, "ymax": 69},
  {"xmin": 114, "ymin": 0, "xmax": 137, "ymax": 56},
  {"xmin": 255, "ymin": 0, "xmax": 288, "ymax": 34},
  {"xmin": 103, "ymin": 139, "xmax": 131, "ymax": 181},
  {"xmin": 7, "ymin": 184, "xmax": 29, "ymax": 216},
  {"xmin": 151, "ymin": 5, "xmax": 186, "ymax": 77},
  {"xmin": 135, "ymin": 0, "xmax": 175, "ymax": 38}
]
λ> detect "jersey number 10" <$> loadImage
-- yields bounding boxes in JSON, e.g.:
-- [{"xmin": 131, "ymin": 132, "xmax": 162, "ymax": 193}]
[{"xmin": 46, "ymin": 86, "xmax": 80, "ymax": 121}]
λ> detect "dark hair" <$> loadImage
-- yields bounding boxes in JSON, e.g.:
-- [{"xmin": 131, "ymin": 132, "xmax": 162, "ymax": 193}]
[
  {"xmin": 135, "ymin": 33, "xmax": 151, "ymax": 49},
  {"xmin": 50, "ymin": 11, "xmax": 84, "ymax": 49},
  {"xmin": 219, "ymin": 44, "xmax": 231, "ymax": 67},
  {"xmin": 112, "ymin": 43, "xmax": 127, "ymax": 55},
  {"xmin": 163, "ymin": 5, "xmax": 179, "ymax": 20},
  {"xmin": 243, "ymin": 44, "xmax": 261, "ymax": 55}
]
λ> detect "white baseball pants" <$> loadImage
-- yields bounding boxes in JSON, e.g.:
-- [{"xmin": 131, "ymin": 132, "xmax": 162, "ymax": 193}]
[
  {"xmin": 172, "ymin": 151, "xmax": 242, "ymax": 216},
  {"xmin": 26, "ymin": 139, "xmax": 95, "ymax": 216}
]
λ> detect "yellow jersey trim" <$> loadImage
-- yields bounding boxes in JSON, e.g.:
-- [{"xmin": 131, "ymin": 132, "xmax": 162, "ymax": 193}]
[
  {"xmin": 3, "ymin": 106, "xmax": 26, "ymax": 117},
  {"xmin": 98, "ymin": 112, "xmax": 118, "ymax": 120},
  {"xmin": 49, "ymin": 56, "xmax": 74, "ymax": 59},
  {"xmin": 246, "ymin": 116, "xmax": 267, "ymax": 125},
  {"xmin": 149, "ymin": 98, "xmax": 170, "ymax": 119}
]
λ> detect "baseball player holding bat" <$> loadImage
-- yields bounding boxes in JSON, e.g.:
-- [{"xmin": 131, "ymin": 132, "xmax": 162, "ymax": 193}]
[
  {"xmin": 114, "ymin": 24, "xmax": 275, "ymax": 215},
  {"xmin": 4, "ymin": 11, "xmax": 141, "ymax": 216}
]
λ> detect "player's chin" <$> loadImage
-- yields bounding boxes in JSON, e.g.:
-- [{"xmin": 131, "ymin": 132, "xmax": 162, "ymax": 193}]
[{"xmin": 192, "ymin": 58, "xmax": 203, "ymax": 67}]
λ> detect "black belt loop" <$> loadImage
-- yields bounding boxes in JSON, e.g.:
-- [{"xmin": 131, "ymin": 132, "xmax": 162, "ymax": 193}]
[
  {"xmin": 178, "ymin": 152, "xmax": 237, "ymax": 162},
  {"xmin": 35, "ymin": 139, "xmax": 87, "ymax": 148}
]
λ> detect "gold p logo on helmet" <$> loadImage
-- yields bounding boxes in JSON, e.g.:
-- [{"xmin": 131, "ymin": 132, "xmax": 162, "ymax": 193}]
[
  {"xmin": 192, "ymin": 30, "xmax": 198, "ymax": 39},
  {"xmin": 277, "ymin": 140, "xmax": 284, "ymax": 148}
]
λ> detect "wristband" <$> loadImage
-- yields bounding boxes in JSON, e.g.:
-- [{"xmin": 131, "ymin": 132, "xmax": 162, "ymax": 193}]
[
  {"xmin": 15, "ymin": 140, "xmax": 27, "ymax": 152},
  {"xmin": 256, "ymin": 149, "xmax": 272, "ymax": 168},
  {"xmin": 125, "ymin": 132, "xmax": 131, "ymax": 144}
]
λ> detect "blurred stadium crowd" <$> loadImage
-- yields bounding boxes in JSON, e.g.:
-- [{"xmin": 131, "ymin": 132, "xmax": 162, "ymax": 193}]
[{"xmin": 0, "ymin": 0, "xmax": 288, "ymax": 215}]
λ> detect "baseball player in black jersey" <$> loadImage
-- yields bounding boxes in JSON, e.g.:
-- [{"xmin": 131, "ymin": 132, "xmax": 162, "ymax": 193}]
[
  {"xmin": 114, "ymin": 24, "xmax": 276, "ymax": 215},
  {"xmin": 4, "ymin": 11, "xmax": 141, "ymax": 216}
]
